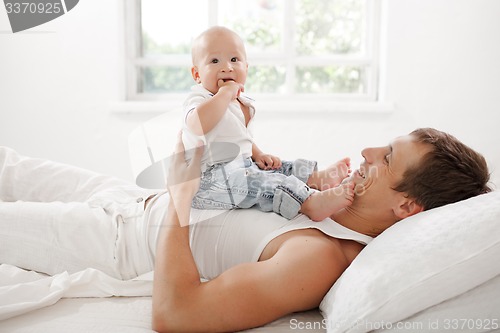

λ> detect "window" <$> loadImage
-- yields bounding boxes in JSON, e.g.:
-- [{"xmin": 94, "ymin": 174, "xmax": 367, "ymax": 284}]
[{"xmin": 124, "ymin": 0, "xmax": 382, "ymax": 110}]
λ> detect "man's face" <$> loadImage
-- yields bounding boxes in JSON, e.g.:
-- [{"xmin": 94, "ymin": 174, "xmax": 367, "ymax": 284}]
[{"xmin": 349, "ymin": 134, "xmax": 432, "ymax": 221}]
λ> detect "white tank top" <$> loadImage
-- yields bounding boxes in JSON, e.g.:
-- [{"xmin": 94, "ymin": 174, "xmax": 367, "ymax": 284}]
[{"xmin": 144, "ymin": 191, "xmax": 372, "ymax": 280}]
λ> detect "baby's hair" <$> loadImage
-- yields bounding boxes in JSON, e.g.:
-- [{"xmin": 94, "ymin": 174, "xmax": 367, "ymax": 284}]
[{"xmin": 191, "ymin": 26, "xmax": 246, "ymax": 65}]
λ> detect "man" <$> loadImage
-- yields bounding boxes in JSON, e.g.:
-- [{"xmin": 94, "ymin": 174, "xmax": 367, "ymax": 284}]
[
  {"xmin": 152, "ymin": 128, "xmax": 491, "ymax": 332},
  {"xmin": 0, "ymin": 128, "xmax": 490, "ymax": 332}
]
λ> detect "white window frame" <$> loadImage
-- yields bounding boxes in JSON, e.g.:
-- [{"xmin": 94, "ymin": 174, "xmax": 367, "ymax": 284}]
[{"xmin": 119, "ymin": 0, "xmax": 391, "ymax": 114}]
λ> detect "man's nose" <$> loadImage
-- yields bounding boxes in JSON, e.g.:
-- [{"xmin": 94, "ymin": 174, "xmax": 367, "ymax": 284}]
[
  {"xmin": 361, "ymin": 147, "xmax": 372, "ymax": 162},
  {"xmin": 361, "ymin": 146, "xmax": 388, "ymax": 163}
]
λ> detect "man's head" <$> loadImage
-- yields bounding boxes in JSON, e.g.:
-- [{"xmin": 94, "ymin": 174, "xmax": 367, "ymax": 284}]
[
  {"xmin": 341, "ymin": 128, "xmax": 491, "ymax": 236},
  {"xmin": 394, "ymin": 128, "xmax": 491, "ymax": 210},
  {"xmin": 190, "ymin": 26, "xmax": 248, "ymax": 94}
]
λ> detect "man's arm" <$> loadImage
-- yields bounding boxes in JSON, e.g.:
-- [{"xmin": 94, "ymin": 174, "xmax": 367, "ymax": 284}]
[
  {"xmin": 186, "ymin": 80, "xmax": 243, "ymax": 136},
  {"xmin": 153, "ymin": 224, "xmax": 347, "ymax": 332},
  {"xmin": 152, "ymin": 135, "xmax": 348, "ymax": 332}
]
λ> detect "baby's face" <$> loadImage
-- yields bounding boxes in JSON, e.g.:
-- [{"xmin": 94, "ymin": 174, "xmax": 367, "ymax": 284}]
[{"xmin": 191, "ymin": 30, "xmax": 248, "ymax": 94}]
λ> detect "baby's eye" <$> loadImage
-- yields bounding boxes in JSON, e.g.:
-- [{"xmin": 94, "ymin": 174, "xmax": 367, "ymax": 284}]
[
  {"xmin": 211, "ymin": 58, "xmax": 219, "ymax": 64},
  {"xmin": 231, "ymin": 57, "xmax": 238, "ymax": 62}
]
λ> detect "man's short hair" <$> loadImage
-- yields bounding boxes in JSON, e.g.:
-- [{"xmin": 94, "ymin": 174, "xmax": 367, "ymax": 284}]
[{"xmin": 394, "ymin": 128, "xmax": 491, "ymax": 210}]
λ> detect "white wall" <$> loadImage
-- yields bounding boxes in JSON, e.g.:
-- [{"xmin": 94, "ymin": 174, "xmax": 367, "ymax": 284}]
[{"xmin": 1, "ymin": 0, "xmax": 499, "ymax": 188}]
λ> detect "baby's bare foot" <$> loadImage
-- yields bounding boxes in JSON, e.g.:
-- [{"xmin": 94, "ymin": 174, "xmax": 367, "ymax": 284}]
[
  {"xmin": 307, "ymin": 157, "xmax": 351, "ymax": 190},
  {"xmin": 300, "ymin": 181, "xmax": 354, "ymax": 221}
]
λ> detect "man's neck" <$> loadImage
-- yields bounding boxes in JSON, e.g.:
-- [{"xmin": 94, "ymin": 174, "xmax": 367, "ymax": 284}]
[{"xmin": 332, "ymin": 207, "xmax": 397, "ymax": 238}]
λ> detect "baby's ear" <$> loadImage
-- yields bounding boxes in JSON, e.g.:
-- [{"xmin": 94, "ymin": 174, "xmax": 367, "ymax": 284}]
[{"xmin": 191, "ymin": 66, "xmax": 200, "ymax": 83}]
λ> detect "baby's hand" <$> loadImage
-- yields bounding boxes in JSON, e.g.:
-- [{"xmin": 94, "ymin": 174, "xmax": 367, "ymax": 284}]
[
  {"xmin": 253, "ymin": 153, "xmax": 282, "ymax": 170},
  {"xmin": 218, "ymin": 79, "xmax": 244, "ymax": 100}
]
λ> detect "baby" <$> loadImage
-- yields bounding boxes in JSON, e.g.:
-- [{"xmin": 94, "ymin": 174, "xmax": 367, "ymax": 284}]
[{"xmin": 181, "ymin": 26, "xmax": 354, "ymax": 221}]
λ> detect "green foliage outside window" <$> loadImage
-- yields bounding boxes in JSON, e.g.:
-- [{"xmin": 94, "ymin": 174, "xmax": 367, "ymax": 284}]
[
  {"xmin": 296, "ymin": 0, "xmax": 362, "ymax": 55},
  {"xmin": 139, "ymin": 0, "xmax": 366, "ymax": 95},
  {"xmin": 141, "ymin": 66, "xmax": 193, "ymax": 93}
]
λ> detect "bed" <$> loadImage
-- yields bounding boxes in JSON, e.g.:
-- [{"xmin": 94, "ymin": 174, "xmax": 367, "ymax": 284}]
[{"xmin": 1, "ymin": 112, "xmax": 499, "ymax": 332}]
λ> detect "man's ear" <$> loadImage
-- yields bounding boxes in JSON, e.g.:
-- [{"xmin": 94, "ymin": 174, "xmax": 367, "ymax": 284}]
[
  {"xmin": 394, "ymin": 196, "xmax": 424, "ymax": 220},
  {"xmin": 191, "ymin": 66, "xmax": 200, "ymax": 83}
]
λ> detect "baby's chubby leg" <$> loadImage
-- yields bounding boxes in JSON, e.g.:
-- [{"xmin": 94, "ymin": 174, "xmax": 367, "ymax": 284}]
[
  {"xmin": 306, "ymin": 157, "xmax": 351, "ymax": 190},
  {"xmin": 300, "ymin": 180, "xmax": 355, "ymax": 222}
]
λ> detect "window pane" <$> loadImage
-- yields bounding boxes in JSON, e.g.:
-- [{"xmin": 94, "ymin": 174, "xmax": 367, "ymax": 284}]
[
  {"xmin": 246, "ymin": 66, "xmax": 286, "ymax": 94},
  {"xmin": 141, "ymin": 0, "xmax": 207, "ymax": 56},
  {"xmin": 134, "ymin": 0, "xmax": 376, "ymax": 99},
  {"xmin": 296, "ymin": 0, "xmax": 364, "ymax": 56},
  {"xmin": 295, "ymin": 66, "xmax": 366, "ymax": 94},
  {"xmin": 140, "ymin": 66, "xmax": 193, "ymax": 93},
  {"xmin": 218, "ymin": 0, "xmax": 284, "ymax": 53}
]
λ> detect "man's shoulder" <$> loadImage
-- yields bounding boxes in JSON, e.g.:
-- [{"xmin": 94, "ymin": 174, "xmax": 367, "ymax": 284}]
[
  {"xmin": 264, "ymin": 231, "xmax": 349, "ymax": 304},
  {"xmin": 276, "ymin": 229, "xmax": 351, "ymax": 272}
]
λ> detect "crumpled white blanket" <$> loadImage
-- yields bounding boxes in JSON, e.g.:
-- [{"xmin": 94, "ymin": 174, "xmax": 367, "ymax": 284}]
[{"xmin": 0, "ymin": 264, "xmax": 154, "ymax": 321}]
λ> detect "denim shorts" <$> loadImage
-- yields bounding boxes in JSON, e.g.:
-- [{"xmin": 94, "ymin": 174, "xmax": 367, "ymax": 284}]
[{"xmin": 191, "ymin": 156, "xmax": 317, "ymax": 219}]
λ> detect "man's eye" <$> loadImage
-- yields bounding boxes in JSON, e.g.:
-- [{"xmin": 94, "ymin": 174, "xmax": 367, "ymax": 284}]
[{"xmin": 384, "ymin": 155, "xmax": 390, "ymax": 164}]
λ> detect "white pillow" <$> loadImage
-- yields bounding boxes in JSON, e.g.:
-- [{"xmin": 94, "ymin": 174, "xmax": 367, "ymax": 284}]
[{"xmin": 319, "ymin": 190, "xmax": 500, "ymax": 333}]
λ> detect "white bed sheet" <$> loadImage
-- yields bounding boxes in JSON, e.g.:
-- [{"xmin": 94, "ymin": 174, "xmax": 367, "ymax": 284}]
[
  {"xmin": 0, "ymin": 264, "xmax": 153, "ymax": 321},
  {"xmin": 1, "ymin": 278, "xmax": 499, "ymax": 333},
  {"xmin": 0, "ymin": 295, "xmax": 325, "ymax": 333},
  {"xmin": 0, "ymin": 264, "xmax": 325, "ymax": 332},
  {"xmin": 0, "ymin": 297, "xmax": 153, "ymax": 333}
]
